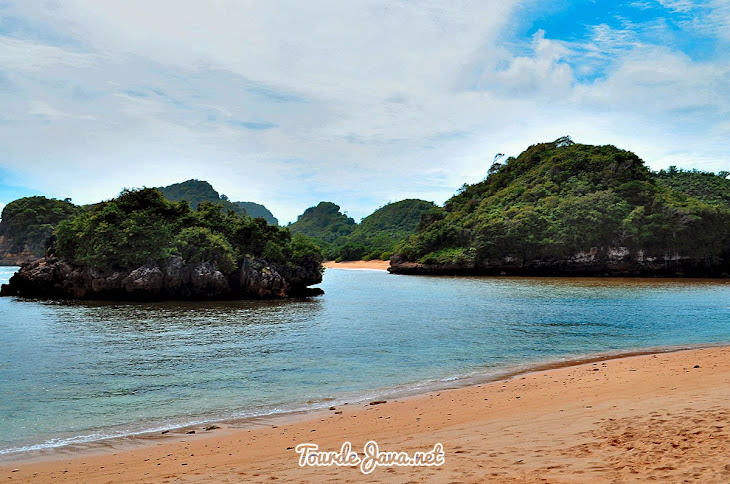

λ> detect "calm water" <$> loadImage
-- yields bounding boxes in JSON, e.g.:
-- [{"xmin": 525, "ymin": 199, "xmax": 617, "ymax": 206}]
[{"xmin": 1, "ymin": 266, "xmax": 729, "ymax": 456}]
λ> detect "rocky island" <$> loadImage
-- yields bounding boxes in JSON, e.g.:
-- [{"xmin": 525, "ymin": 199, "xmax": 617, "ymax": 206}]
[
  {"xmin": 389, "ymin": 138, "xmax": 730, "ymax": 277},
  {"xmin": 1, "ymin": 188, "xmax": 323, "ymax": 300}
]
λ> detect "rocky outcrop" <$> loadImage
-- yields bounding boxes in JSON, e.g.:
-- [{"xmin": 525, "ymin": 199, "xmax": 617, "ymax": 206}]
[
  {"xmin": 239, "ymin": 258, "xmax": 288, "ymax": 298},
  {"xmin": 1, "ymin": 255, "xmax": 323, "ymax": 300},
  {"xmin": 388, "ymin": 247, "xmax": 730, "ymax": 278}
]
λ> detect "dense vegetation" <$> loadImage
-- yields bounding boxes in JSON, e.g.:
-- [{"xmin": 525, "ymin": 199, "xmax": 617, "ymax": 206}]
[
  {"xmin": 288, "ymin": 200, "xmax": 436, "ymax": 261},
  {"xmin": 0, "ymin": 197, "xmax": 79, "ymax": 255},
  {"xmin": 0, "ymin": 180, "xmax": 279, "ymax": 263},
  {"xmin": 288, "ymin": 202, "xmax": 357, "ymax": 258},
  {"xmin": 333, "ymin": 199, "xmax": 438, "ymax": 261},
  {"xmin": 4, "ymin": 146, "xmax": 727, "ymax": 274},
  {"xmin": 55, "ymin": 188, "xmax": 321, "ymax": 273},
  {"xmin": 395, "ymin": 137, "xmax": 730, "ymax": 268},
  {"xmin": 654, "ymin": 167, "xmax": 730, "ymax": 208},
  {"xmin": 159, "ymin": 179, "xmax": 279, "ymax": 225}
]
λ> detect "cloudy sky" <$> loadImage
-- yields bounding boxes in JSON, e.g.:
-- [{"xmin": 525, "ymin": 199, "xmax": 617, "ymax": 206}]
[{"xmin": 0, "ymin": 1, "xmax": 728, "ymax": 223}]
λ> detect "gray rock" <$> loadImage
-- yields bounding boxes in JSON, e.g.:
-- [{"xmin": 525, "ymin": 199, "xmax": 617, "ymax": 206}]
[
  {"xmin": 190, "ymin": 262, "xmax": 230, "ymax": 297},
  {"xmin": 122, "ymin": 264, "xmax": 164, "ymax": 296},
  {"xmin": 239, "ymin": 257, "xmax": 288, "ymax": 298},
  {"xmin": 1, "ymin": 254, "xmax": 323, "ymax": 300},
  {"xmin": 164, "ymin": 256, "xmax": 189, "ymax": 293}
]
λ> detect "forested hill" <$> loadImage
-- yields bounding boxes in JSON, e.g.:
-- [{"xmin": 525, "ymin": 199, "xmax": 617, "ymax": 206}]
[
  {"xmin": 288, "ymin": 202, "xmax": 356, "ymax": 253},
  {"xmin": 159, "ymin": 179, "xmax": 278, "ymax": 225},
  {"xmin": 288, "ymin": 199, "xmax": 437, "ymax": 261},
  {"xmin": 390, "ymin": 137, "xmax": 730, "ymax": 277},
  {"xmin": 236, "ymin": 202, "xmax": 278, "ymax": 223},
  {"xmin": 0, "ymin": 197, "xmax": 80, "ymax": 264},
  {"xmin": 654, "ymin": 168, "xmax": 730, "ymax": 208},
  {"xmin": 335, "ymin": 199, "xmax": 438, "ymax": 261}
]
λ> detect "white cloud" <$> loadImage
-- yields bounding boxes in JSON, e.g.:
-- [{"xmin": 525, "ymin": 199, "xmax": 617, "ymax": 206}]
[
  {"xmin": 657, "ymin": 0, "xmax": 697, "ymax": 13},
  {"xmin": 480, "ymin": 30, "xmax": 574, "ymax": 96},
  {"xmin": 29, "ymin": 100, "xmax": 96, "ymax": 121},
  {"xmin": 0, "ymin": 1, "xmax": 728, "ymax": 223},
  {"xmin": 0, "ymin": 36, "xmax": 99, "ymax": 71}
]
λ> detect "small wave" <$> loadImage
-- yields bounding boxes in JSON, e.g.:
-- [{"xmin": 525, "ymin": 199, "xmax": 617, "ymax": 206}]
[{"xmin": 0, "ymin": 420, "xmax": 209, "ymax": 457}]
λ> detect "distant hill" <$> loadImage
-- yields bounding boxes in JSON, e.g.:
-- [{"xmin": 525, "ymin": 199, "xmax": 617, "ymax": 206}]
[
  {"xmin": 159, "ymin": 180, "xmax": 278, "ymax": 225},
  {"xmin": 653, "ymin": 168, "xmax": 730, "ymax": 208},
  {"xmin": 336, "ymin": 199, "xmax": 438, "ymax": 261},
  {"xmin": 288, "ymin": 202, "xmax": 356, "ymax": 257},
  {"xmin": 0, "ymin": 196, "xmax": 80, "ymax": 265},
  {"xmin": 390, "ymin": 137, "xmax": 730, "ymax": 277},
  {"xmin": 235, "ymin": 202, "xmax": 277, "ymax": 223},
  {"xmin": 288, "ymin": 199, "xmax": 437, "ymax": 261}
]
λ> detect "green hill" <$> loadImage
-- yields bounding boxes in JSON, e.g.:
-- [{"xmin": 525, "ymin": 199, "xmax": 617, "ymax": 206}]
[
  {"xmin": 0, "ymin": 196, "xmax": 80, "ymax": 258},
  {"xmin": 0, "ymin": 180, "xmax": 279, "ymax": 265},
  {"xmin": 391, "ymin": 137, "xmax": 730, "ymax": 276},
  {"xmin": 288, "ymin": 202, "xmax": 356, "ymax": 257},
  {"xmin": 159, "ymin": 179, "xmax": 278, "ymax": 225},
  {"xmin": 653, "ymin": 167, "xmax": 730, "ymax": 208},
  {"xmin": 335, "ymin": 199, "xmax": 438, "ymax": 261},
  {"xmin": 289, "ymin": 199, "xmax": 437, "ymax": 261},
  {"xmin": 235, "ymin": 201, "xmax": 278, "ymax": 224}
]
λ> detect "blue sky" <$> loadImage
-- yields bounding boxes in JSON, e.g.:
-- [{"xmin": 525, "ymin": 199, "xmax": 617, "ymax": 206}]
[{"xmin": 0, "ymin": 0, "xmax": 728, "ymax": 223}]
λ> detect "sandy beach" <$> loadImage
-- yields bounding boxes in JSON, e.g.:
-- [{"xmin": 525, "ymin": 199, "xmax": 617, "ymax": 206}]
[
  {"xmin": 2, "ymin": 346, "xmax": 729, "ymax": 483},
  {"xmin": 323, "ymin": 260, "xmax": 390, "ymax": 270}
]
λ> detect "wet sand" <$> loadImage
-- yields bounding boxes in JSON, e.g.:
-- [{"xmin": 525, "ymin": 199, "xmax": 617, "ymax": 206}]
[
  {"xmin": 323, "ymin": 260, "xmax": 390, "ymax": 270},
  {"xmin": 2, "ymin": 346, "xmax": 729, "ymax": 483}
]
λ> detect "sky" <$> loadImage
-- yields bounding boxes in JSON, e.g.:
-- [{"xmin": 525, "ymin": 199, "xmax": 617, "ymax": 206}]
[{"xmin": 0, "ymin": 0, "xmax": 729, "ymax": 224}]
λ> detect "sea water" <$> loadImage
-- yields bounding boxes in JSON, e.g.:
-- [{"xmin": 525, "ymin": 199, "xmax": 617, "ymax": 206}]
[{"xmin": 0, "ymin": 265, "xmax": 728, "ymax": 456}]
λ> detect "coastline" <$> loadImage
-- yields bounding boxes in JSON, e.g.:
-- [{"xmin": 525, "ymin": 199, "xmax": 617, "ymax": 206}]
[
  {"xmin": 2, "ymin": 345, "xmax": 729, "ymax": 482},
  {"xmin": 322, "ymin": 260, "xmax": 390, "ymax": 270}
]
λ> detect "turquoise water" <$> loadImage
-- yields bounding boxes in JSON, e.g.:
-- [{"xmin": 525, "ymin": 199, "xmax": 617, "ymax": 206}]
[{"xmin": 1, "ymin": 266, "xmax": 729, "ymax": 456}]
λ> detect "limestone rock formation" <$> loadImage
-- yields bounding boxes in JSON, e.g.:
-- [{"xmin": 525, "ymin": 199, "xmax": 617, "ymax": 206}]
[{"xmin": 1, "ymin": 255, "xmax": 323, "ymax": 300}]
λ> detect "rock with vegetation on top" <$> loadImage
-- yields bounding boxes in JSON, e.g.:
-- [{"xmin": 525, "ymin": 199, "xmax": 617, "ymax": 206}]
[
  {"xmin": 1, "ymin": 188, "xmax": 323, "ymax": 300},
  {"xmin": 389, "ymin": 137, "xmax": 730, "ymax": 277}
]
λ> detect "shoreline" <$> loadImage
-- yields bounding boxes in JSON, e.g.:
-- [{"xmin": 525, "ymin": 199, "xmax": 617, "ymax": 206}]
[
  {"xmin": 322, "ymin": 260, "xmax": 390, "ymax": 270},
  {"xmin": 1, "ymin": 343, "xmax": 720, "ymax": 460},
  {"xmin": 2, "ymin": 344, "xmax": 729, "ymax": 482}
]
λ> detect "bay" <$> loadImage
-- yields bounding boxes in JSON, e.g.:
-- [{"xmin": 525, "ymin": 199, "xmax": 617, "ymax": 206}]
[{"xmin": 0, "ymin": 265, "xmax": 728, "ymax": 455}]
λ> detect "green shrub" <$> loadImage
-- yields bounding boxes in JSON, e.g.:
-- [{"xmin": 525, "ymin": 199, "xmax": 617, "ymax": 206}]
[
  {"xmin": 54, "ymin": 188, "xmax": 321, "ymax": 273},
  {"xmin": 174, "ymin": 226, "xmax": 236, "ymax": 273},
  {"xmin": 291, "ymin": 233, "xmax": 324, "ymax": 263}
]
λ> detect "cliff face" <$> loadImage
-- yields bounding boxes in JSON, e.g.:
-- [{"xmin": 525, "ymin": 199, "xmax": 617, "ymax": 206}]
[
  {"xmin": 1, "ymin": 255, "xmax": 323, "ymax": 300},
  {"xmin": 389, "ymin": 247, "xmax": 730, "ymax": 278}
]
